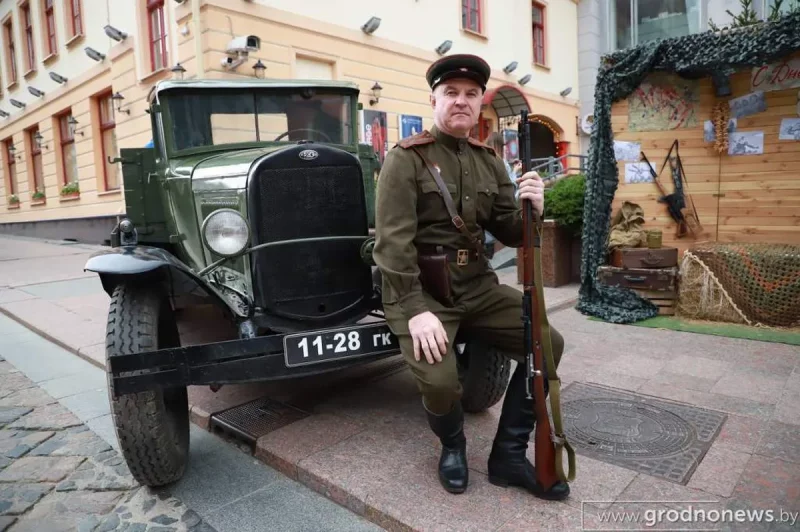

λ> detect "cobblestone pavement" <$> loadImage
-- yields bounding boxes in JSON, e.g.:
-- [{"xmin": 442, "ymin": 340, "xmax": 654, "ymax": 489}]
[{"xmin": 0, "ymin": 354, "xmax": 217, "ymax": 532}]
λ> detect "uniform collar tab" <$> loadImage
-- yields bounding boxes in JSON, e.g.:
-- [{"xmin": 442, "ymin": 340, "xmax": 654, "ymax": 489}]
[{"xmin": 431, "ymin": 125, "xmax": 469, "ymax": 151}]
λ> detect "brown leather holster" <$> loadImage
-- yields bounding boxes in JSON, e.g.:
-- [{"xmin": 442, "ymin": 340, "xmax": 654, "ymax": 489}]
[{"xmin": 411, "ymin": 146, "xmax": 483, "ymax": 307}]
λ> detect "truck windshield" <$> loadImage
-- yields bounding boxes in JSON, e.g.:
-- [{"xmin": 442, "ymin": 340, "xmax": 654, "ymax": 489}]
[{"xmin": 165, "ymin": 89, "xmax": 353, "ymax": 152}]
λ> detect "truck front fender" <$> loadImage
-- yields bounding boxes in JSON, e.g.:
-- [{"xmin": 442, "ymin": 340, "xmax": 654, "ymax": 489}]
[{"xmin": 84, "ymin": 246, "xmax": 240, "ymax": 317}]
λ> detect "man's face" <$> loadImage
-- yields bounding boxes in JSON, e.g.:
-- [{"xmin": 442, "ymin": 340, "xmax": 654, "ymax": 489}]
[{"xmin": 430, "ymin": 78, "xmax": 483, "ymax": 136}]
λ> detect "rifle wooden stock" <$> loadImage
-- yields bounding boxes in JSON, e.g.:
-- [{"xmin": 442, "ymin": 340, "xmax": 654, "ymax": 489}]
[{"xmin": 518, "ymin": 110, "xmax": 573, "ymax": 491}]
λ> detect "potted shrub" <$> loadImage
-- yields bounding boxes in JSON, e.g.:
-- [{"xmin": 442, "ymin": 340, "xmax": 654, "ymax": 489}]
[
  {"xmin": 8, "ymin": 194, "xmax": 20, "ymax": 209},
  {"xmin": 60, "ymin": 181, "xmax": 80, "ymax": 199},
  {"xmin": 544, "ymin": 173, "xmax": 586, "ymax": 284},
  {"xmin": 31, "ymin": 188, "xmax": 46, "ymax": 205},
  {"xmin": 517, "ymin": 173, "xmax": 585, "ymax": 286}
]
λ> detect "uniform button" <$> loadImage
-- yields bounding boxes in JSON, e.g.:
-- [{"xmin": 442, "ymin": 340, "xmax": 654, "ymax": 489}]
[
  {"xmin": 465, "ymin": 195, "xmax": 470, "ymax": 200},
  {"xmin": 465, "ymin": 170, "xmax": 469, "ymax": 175},
  {"xmin": 485, "ymin": 188, "xmax": 489, "ymax": 193}
]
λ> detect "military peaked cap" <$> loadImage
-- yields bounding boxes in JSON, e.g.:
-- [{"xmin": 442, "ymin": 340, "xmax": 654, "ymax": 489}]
[{"xmin": 425, "ymin": 54, "xmax": 491, "ymax": 92}]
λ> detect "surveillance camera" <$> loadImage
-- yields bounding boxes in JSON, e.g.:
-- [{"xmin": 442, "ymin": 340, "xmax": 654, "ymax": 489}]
[
  {"xmin": 226, "ymin": 35, "xmax": 261, "ymax": 54},
  {"xmin": 221, "ymin": 55, "xmax": 246, "ymax": 70}
]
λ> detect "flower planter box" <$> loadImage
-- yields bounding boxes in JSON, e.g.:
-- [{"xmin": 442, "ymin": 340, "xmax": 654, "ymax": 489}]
[
  {"xmin": 7, "ymin": 203, "xmax": 20, "ymax": 210},
  {"xmin": 31, "ymin": 198, "xmax": 46, "ymax": 206},
  {"xmin": 60, "ymin": 192, "xmax": 80, "ymax": 200},
  {"xmin": 516, "ymin": 220, "xmax": 575, "ymax": 287}
]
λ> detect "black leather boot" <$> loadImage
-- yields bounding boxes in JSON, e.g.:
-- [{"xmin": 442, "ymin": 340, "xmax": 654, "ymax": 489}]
[
  {"xmin": 487, "ymin": 365, "xmax": 570, "ymax": 501},
  {"xmin": 425, "ymin": 400, "xmax": 468, "ymax": 494}
]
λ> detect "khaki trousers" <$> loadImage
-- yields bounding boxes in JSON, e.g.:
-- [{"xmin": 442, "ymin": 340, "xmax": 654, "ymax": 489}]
[{"xmin": 384, "ymin": 279, "xmax": 564, "ymax": 415}]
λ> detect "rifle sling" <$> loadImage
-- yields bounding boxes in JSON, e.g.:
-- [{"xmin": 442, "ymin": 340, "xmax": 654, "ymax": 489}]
[
  {"xmin": 411, "ymin": 146, "xmax": 483, "ymax": 255},
  {"xmin": 532, "ymin": 222, "xmax": 577, "ymax": 483}
]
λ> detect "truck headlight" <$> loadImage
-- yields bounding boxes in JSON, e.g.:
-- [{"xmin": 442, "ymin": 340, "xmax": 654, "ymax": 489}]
[{"xmin": 202, "ymin": 209, "xmax": 250, "ymax": 257}]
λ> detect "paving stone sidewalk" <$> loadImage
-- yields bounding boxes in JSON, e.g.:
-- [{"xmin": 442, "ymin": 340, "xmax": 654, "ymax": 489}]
[{"xmin": 0, "ymin": 351, "xmax": 215, "ymax": 532}]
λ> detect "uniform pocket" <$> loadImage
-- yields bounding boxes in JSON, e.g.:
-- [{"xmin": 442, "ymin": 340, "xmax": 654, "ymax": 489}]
[
  {"xmin": 477, "ymin": 180, "xmax": 499, "ymax": 223},
  {"xmin": 419, "ymin": 180, "xmax": 457, "ymax": 196}
]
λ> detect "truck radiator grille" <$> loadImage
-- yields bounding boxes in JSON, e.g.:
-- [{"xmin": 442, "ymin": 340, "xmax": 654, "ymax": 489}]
[{"xmin": 248, "ymin": 145, "xmax": 371, "ymax": 321}]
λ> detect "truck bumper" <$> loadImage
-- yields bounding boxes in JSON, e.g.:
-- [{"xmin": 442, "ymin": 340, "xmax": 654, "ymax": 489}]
[{"xmin": 108, "ymin": 321, "xmax": 401, "ymax": 397}]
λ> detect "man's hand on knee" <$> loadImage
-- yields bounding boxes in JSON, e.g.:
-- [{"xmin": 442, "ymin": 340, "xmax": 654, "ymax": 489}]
[{"xmin": 408, "ymin": 311, "xmax": 449, "ymax": 364}]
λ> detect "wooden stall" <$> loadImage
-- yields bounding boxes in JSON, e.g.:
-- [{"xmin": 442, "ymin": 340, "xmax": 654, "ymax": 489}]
[{"xmin": 609, "ymin": 49, "xmax": 800, "ymax": 256}]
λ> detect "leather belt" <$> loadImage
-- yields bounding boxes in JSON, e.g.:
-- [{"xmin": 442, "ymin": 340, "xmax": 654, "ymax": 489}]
[{"xmin": 417, "ymin": 245, "xmax": 482, "ymax": 266}]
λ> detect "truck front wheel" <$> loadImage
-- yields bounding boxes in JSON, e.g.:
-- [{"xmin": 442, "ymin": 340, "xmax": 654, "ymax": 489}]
[
  {"xmin": 105, "ymin": 282, "xmax": 189, "ymax": 487},
  {"xmin": 457, "ymin": 341, "xmax": 512, "ymax": 413}
]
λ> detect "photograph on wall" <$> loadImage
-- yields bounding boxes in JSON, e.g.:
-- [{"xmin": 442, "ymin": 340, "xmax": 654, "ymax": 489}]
[
  {"xmin": 728, "ymin": 131, "xmax": 764, "ymax": 155},
  {"xmin": 361, "ymin": 110, "xmax": 389, "ymax": 165},
  {"xmin": 624, "ymin": 162, "xmax": 656, "ymax": 184},
  {"xmin": 502, "ymin": 129, "xmax": 519, "ymax": 162},
  {"xmin": 628, "ymin": 73, "xmax": 699, "ymax": 132},
  {"xmin": 729, "ymin": 91, "xmax": 767, "ymax": 119},
  {"xmin": 398, "ymin": 114, "xmax": 423, "ymax": 140},
  {"xmin": 778, "ymin": 118, "xmax": 800, "ymax": 140},
  {"xmin": 613, "ymin": 140, "xmax": 641, "ymax": 161},
  {"xmin": 703, "ymin": 118, "xmax": 737, "ymax": 142}
]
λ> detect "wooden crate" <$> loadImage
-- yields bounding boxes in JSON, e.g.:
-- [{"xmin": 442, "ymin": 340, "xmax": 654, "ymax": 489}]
[{"xmin": 632, "ymin": 288, "xmax": 676, "ymax": 316}]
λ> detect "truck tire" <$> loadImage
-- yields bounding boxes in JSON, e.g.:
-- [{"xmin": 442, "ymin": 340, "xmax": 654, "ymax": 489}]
[
  {"xmin": 457, "ymin": 342, "xmax": 511, "ymax": 413},
  {"xmin": 105, "ymin": 282, "xmax": 189, "ymax": 487}
]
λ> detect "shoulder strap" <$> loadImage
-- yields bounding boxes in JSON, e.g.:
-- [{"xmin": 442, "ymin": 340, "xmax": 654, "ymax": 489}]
[{"xmin": 410, "ymin": 146, "xmax": 482, "ymax": 253}]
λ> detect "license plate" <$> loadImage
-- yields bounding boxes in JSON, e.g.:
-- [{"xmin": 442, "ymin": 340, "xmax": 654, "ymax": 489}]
[{"xmin": 283, "ymin": 322, "xmax": 400, "ymax": 368}]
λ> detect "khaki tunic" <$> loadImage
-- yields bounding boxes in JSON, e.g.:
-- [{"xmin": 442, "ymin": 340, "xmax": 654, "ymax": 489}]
[{"xmin": 373, "ymin": 126, "xmax": 564, "ymax": 414}]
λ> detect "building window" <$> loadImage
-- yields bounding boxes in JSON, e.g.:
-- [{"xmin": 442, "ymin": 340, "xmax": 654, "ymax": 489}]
[
  {"xmin": 532, "ymin": 2, "xmax": 546, "ymax": 66},
  {"xmin": 59, "ymin": 113, "xmax": 78, "ymax": 186},
  {"xmin": 66, "ymin": 0, "xmax": 83, "ymax": 39},
  {"xmin": 461, "ymin": 0, "xmax": 483, "ymax": 34},
  {"xmin": 21, "ymin": 3, "xmax": 35, "ymax": 72},
  {"xmin": 98, "ymin": 93, "xmax": 120, "ymax": 190},
  {"xmin": 147, "ymin": 0, "xmax": 168, "ymax": 71},
  {"xmin": 28, "ymin": 127, "xmax": 44, "ymax": 196},
  {"xmin": 44, "ymin": 0, "xmax": 57, "ymax": 57},
  {"xmin": 611, "ymin": 0, "xmax": 702, "ymax": 50},
  {"xmin": 4, "ymin": 139, "xmax": 17, "ymax": 196},
  {"xmin": 4, "ymin": 18, "xmax": 17, "ymax": 85}
]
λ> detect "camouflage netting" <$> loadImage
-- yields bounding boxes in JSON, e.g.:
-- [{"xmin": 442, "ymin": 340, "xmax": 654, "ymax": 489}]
[
  {"xmin": 577, "ymin": 12, "xmax": 800, "ymax": 324},
  {"xmin": 678, "ymin": 243, "xmax": 800, "ymax": 328}
]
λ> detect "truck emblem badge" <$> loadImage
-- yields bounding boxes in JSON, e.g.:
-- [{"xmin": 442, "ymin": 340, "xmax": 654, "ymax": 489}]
[{"xmin": 299, "ymin": 149, "xmax": 318, "ymax": 161}]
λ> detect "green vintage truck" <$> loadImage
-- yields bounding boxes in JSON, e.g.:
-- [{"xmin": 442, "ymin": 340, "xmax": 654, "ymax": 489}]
[{"xmin": 84, "ymin": 79, "xmax": 511, "ymax": 487}]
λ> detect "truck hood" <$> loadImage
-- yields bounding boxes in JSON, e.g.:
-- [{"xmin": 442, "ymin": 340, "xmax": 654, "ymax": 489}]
[{"xmin": 171, "ymin": 145, "xmax": 289, "ymax": 190}]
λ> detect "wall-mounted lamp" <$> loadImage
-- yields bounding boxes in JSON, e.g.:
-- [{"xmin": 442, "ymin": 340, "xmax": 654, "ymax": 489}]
[
  {"xmin": 518, "ymin": 74, "xmax": 531, "ymax": 86},
  {"xmin": 104, "ymin": 25, "xmax": 127, "ymax": 42},
  {"xmin": 435, "ymin": 40, "xmax": 452, "ymax": 56},
  {"xmin": 171, "ymin": 62, "xmax": 186, "ymax": 80},
  {"xmin": 559, "ymin": 86, "xmax": 572, "ymax": 97},
  {"xmin": 8, "ymin": 144, "xmax": 21, "ymax": 161},
  {"xmin": 49, "ymin": 72, "xmax": 68, "ymax": 84},
  {"xmin": 85, "ymin": 47, "xmax": 106, "ymax": 62},
  {"xmin": 369, "ymin": 82, "xmax": 383, "ymax": 106},
  {"xmin": 0, "ymin": 109, "xmax": 9, "ymax": 118},
  {"xmin": 67, "ymin": 116, "xmax": 84, "ymax": 137},
  {"xmin": 34, "ymin": 131, "xmax": 48, "ymax": 151},
  {"xmin": 361, "ymin": 16, "xmax": 381, "ymax": 34},
  {"xmin": 503, "ymin": 61, "xmax": 518, "ymax": 74},
  {"xmin": 10, "ymin": 99, "xmax": 26, "ymax": 109},
  {"xmin": 111, "ymin": 92, "xmax": 130, "ymax": 115},
  {"xmin": 28, "ymin": 87, "xmax": 45, "ymax": 98},
  {"xmin": 253, "ymin": 59, "xmax": 267, "ymax": 79}
]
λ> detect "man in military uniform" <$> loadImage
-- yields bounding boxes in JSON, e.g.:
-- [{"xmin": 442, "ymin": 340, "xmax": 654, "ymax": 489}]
[{"xmin": 373, "ymin": 54, "xmax": 569, "ymax": 501}]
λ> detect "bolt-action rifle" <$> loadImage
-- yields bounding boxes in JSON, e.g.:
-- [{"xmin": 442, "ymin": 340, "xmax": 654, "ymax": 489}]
[{"xmin": 518, "ymin": 110, "xmax": 576, "ymax": 490}]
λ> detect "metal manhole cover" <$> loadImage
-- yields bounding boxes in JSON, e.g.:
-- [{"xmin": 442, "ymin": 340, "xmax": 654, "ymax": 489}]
[
  {"xmin": 210, "ymin": 397, "xmax": 310, "ymax": 445},
  {"xmin": 561, "ymin": 382, "xmax": 727, "ymax": 484}
]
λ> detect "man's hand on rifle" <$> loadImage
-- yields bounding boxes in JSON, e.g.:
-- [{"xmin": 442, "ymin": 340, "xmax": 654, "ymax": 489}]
[
  {"xmin": 408, "ymin": 311, "xmax": 449, "ymax": 364},
  {"xmin": 516, "ymin": 171, "xmax": 545, "ymax": 217}
]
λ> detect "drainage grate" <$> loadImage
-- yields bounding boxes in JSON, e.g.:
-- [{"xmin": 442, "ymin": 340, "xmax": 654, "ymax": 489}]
[
  {"xmin": 561, "ymin": 382, "xmax": 727, "ymax": 484},
  {"xmin": 209, "ymin": 397, "xmax": 310, "ymax": 445}
]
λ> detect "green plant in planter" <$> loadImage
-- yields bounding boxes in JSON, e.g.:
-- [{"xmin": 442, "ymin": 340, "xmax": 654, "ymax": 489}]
[
  {"xmin": 61, "ymin": 181, "xmax": 80, "ymax": 196},
  {"xmin": 8, "ymin": 194, "xmax": 20, "ymax": 205},
  {"xmin": 32, "ymin": 189, "xmax": 46, "ymax": 201},
  {"xmin": 543, "ymin": 173, "xmax": 586, "ymax": 236}
]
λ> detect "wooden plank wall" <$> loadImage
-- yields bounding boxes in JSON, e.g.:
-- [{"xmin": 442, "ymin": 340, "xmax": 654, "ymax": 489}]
[{"xmin": 609, "ymin": 50, "xmax": 800, "ymax": 256}]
